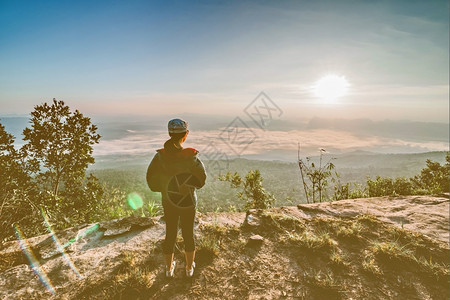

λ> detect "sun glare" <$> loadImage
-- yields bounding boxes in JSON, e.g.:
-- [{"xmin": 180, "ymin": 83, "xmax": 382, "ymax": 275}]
[{"xmin": 313, "ymin": 74, "xmax": 350, "ymax": 103}]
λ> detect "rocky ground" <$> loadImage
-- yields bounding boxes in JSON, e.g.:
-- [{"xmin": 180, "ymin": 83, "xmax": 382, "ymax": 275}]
[{"xmin": 0, "ymin": 195, "xmax": 449, "ymax": 299}]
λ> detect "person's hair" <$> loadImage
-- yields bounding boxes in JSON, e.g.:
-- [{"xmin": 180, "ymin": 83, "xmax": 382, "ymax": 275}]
[{"xmin": 164, "ymin": 131, "xmax": 187, "ymax": 153}]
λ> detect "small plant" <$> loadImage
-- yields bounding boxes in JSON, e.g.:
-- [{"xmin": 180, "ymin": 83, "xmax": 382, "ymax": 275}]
[
  {"xmin": 362, "ymin": 255, "xmax": 383, "ymax": 275},
  {"xmin": 197, "ymin": 232, "xmax": 221, "ymax": 256},
  {"xmin": 370, "ymin": 241, "xmax": 414, "ymax": 262},
  {"xmin": 285, "ymin": 230, "xmax": 337, "ymax": 252},
  {"xmin": 347, "ymin": 183, "xmax": 368, "ymax": 199},
  {"xmin": 356, "ymin": 214, "xmax": 381, "ymax": 225},
  {"xmin": 228, "ymin": 204, "xmax": 237, "ymax": 212},
  {"xmin": 415, "ymin": 256, "xmax": 450, "ymax": 280},
  {"xmin": 367, "ymin": 176, "xmax": 394, "ymax": 197},
  {"xmin": 115, "ymin": 251, "xmax": 152, "ymax": 290},
  {"xmin": 298, "ymin": 146, "xmax": 337, "ymax": 203},
  {"xmin": 305, "ymin": 270, "xmax": 342, "ymax": 298},
  {"xmin": 336, "ymin": 221, "xmax": 362, "ymax": 238},
  {"xmin": 329, "ymin": 250, "xmax": 349, "ymax": 268},
  {"xmin": 147, "ymin": 200, "xmax": 162, "ymax": 217},
  {"xmin": 261, "ymin": 211, "xmax": 305, "ymax": 232},
  {"xmin": 219, "ymin": 170, "xmax": 275, "ymax": 210}
]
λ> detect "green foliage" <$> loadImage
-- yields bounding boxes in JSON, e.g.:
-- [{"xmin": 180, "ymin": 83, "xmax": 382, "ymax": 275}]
[
  {"xmin": 298, "ymin": 149, "xmax": 337, "ymax": 203},
  {"xmin": 411, "ymin": 154, "xmax": 449, "ymax": 194},
  {"xmin": 365, "ymin": 153, "xmax": 449, "ymax": 197},
  {"xmin": 0, "ymin": 122, "xmax": 41, "ymax": 242},
  {"xmin": 147, "ymin": 200, "xmax": 162, "ymax": 217},
  {"xmin": 0, "ymin": 100, "xmax": 114, "ymax": 241},
  {"xmin": 20, "ymin": 99, "xmax": 103, "ymax": 229},
  {"xmin": 219, "ymin": 170, "xmax": 275, "ymax": 210},
  {"xmin": 367, "ymin": 176, "xmax": 394, "ymax": 197},
  {"xmin": 22, "ymin": 99, "xmax": 100, "ymax": 196},
  {"xmin": 96, "ymin": 186, "xmax": 128, "ymax": 220},
  {"xmin": 347, "ymin": 183, "xmax": 368, "ymax": 199}
]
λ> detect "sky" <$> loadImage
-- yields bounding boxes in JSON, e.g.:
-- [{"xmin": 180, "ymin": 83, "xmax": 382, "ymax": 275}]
[{"xmin": 0, "ymin": 0, "xmax": 448, "ymax": 123}]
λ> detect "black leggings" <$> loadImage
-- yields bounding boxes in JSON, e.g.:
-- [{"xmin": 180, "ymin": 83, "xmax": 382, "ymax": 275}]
[{"xmin": 163, "ymin": 204, "xmax": 196, "ymax": 254}]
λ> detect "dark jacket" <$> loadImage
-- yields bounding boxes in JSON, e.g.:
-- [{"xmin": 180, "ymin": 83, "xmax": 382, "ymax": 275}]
[{"xmin": 146, "ymin": 147, "xmax": 206, "ymax": 208}]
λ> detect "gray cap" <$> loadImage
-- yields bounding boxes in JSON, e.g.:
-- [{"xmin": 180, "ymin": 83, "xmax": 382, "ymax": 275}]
[{"xmin": 168, "ymin": 118, "xmax": 188, "ymax": 133}]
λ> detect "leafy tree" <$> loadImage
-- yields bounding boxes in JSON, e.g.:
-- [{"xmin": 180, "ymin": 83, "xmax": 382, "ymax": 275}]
[
  {"xmin": 0, "ymin": 122, "xmax": 22, "ymax": 195},
  {"xmin": 219, "ymin": 170, "xmax": 275, "ymax": 210},
  {"xmin": 412, "ymin": 154, "xmax": 449, "ymax": 194},
  {"xmin": 22, "ymin": 99, "xmax": 102, "ymax": 227},
  {"xmin": 0, "ymin": 122, "xmax": 40, "ymax": 241}
]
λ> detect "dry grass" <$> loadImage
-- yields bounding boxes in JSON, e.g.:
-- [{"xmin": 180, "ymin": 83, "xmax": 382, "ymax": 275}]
[
  {"xmin": 284, "ymin": 230, "xmax": 338, "ymax": 252},
  {"xmin": 415, "ymin": 256, "xmax": 450, "ymax": 280},
  {"xmin": 60, "ymin": 209, "xmax": 449, "ymax": 300},
  {"xmin": 336, "ymin": 221, "xmax": 363, "ymax": 238},
  {"xmin": 196, "ymin": 232, "xmax": 221, "ymax": 256},
  {"xmin": 305, "ymin": 270, "xmax": 343, "ymax": 299},
  {"xmin": 361, "ymin": 254, "xmax": 383, "ymax": 276},
  {"xmin": 260, "ymin": 211, "xmax": 305, "ymax": 232},
  {"xmin": 114, "ymin": 251, "xmax": 153, "ymax": 289},
  {"xmin": 329, "ymin": 250, "xmax": 350, "ymax": 268}
]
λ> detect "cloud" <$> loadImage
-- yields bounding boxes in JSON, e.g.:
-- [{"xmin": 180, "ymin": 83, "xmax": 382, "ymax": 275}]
[{"xmin": 93, "ymin": 128, "xmax": 448, "ymax": 160}]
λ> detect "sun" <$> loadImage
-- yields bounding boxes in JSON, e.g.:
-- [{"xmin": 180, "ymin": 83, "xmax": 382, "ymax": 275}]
[{"xmin": 312, "ymin": 74, "xmax": 350, "ymax": 103}]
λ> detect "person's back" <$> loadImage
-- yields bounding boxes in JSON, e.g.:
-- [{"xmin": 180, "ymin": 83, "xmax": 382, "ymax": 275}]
[
  {"xmin": 147, "ymin": 144, "xmax": 206, "ymax": 205},
  {"xmin": 146, "ymin": 118, "xmax": 206, "ymax": 278}
]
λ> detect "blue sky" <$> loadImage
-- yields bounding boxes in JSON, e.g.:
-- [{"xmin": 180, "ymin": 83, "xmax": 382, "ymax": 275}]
[{"xmin": 0, "ymin": 0, "xmax": 448, "ymax": 122}]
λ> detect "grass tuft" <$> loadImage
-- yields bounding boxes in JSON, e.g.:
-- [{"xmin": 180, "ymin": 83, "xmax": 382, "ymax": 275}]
[
  {"xmin": 356, "ymin": 214, "xmax": 381, "ymax": 225},
  {"xmin": 361, "ymin": 255, "xmax": 383, "ymax": 276},
  {"xmin": 336, "ymin": 221, "xmax": 363, "ymax": 238},
  {"xmin": 369, "ymin": 241, "xmax": 414, "ymax": 263},
  {"xmin": 261, "ymin": 211, "xmax": 305, "ymax": 232},
  {"xmin": 284, "ymin": 230, "xmax": 337, "ymax": 252},
  {"xmin": 329, "ymin": 250, "xmax": 349, "ymax": 268},
  {"xmin": 305, "ymin": 270, "xmax": 343, "ymax": 299},
  {"xmin": 414, "ymin": 256, "xmax": 450, "ymax": 280},
  {"xmin": 197, "ymin": 232, "xmax": 221, "ymax": 256},
  {"xmin": 114, "ymin": 251, "xmax": 153, "ymax": 290}
]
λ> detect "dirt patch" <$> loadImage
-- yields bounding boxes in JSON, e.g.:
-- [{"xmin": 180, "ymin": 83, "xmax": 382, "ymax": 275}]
[{"xmin": 0, "ymin": 196, "xmax": 448, "ymax": 299}]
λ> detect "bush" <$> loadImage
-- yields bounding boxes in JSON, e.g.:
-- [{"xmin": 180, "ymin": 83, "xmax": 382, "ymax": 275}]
[
  {"xmin": 365, "ymin": 153, "xmax": 449, "ymax": 198},
  {"xmin": 219, "ymin": 170, "xmax": 275, "ymax": 210},
  {"xmin": 367, "ymin": 176, "xmax": 394, "ymax": 197},
  {"xmin": 412, "ymin": 154, "xmax": 449, "ymax": 194}
]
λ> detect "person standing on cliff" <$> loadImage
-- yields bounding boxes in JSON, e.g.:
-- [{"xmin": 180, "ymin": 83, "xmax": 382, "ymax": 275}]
[{"xmin": 146, "ymin": 118, "xmax": 206, "ymax": 278}]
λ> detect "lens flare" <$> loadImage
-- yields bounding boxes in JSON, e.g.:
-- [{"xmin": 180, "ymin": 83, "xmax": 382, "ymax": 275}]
[
  {"xmin": 46, "ymin": 223, "xmax": 100, "ymax": 257},
  {"xmin": 40, "ymin": 209, "xmax": 82, "ymax": 279},
  {"xmin": 14, "ymin": 225, "xmax": 56, "ymax": 295},
  {"xmin": 127, "ymin": 193, "xmax": 143, "ymax": 210}
]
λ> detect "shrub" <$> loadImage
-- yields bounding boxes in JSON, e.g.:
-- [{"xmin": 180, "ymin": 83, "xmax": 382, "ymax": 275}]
[
  {"xmin": 367, "ymin": 176, "xmax": 394, "ymax": 197},
  {"xmin": 412, "ymin": 154, "xmax": 449, "ymax": 194},
  {"xmin": 219, "ymin": 170, "xmax": 275, "ymax": 210}
]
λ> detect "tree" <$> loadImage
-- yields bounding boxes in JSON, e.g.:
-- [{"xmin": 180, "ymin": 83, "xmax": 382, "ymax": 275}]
[
  {"xmin": 219, "ymin": 170, "xmax": 275, "ymax": 210},
  {"xmin": 0, "ymin": 121, "xmax": 21, "ymax": 195},
  {"xmin": 0, "ymin": 122, "xmax": 39, "ymax": 242},
  {"xmin": 412, "ymin": 153, "xmax": 449, "ymax": 194},
  {"xmin": 22, "ymin": 99, "xmax": 102, "ymax": 226}
]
